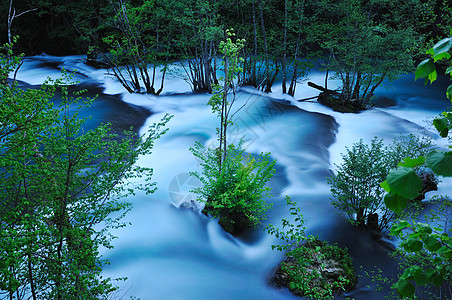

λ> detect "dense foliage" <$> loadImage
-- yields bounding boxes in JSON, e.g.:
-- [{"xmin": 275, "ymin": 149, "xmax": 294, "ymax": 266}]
[
  {"xmin": 391, "ymin": 197, "xmax": 452, "ymax": 299},
  {"xmin": 328, "ymin": 135, "xmax": 434, "ymax": 232},
  {"xmin": 267, "ymin": 197, "xmax": 357, "ymax": 299},
  {"xmin": 0, "ymin": 45, "xmax": 169, "ymax": 299},
  {"xmin": 191, "ymin": 142, "xmax": 275, "ymax": 235},
  {"xmin": 3, "ymin": 0, "xmax": 451, "ymax": 98},
  {"xmin": 381, "ymin": 35, "xmax": 452, "ymax": 299}
]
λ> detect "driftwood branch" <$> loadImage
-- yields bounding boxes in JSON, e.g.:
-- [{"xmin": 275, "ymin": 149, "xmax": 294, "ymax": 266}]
[
  {"xmin": 307, "ymin": 81, "xmax": 341, "ymax": 97},
  {"xmin": 296, "ymin": 95, "xmax": 319, "ymax": 102},
  {"xmin": 296, "ymin": 82, "xmax": 342, "ymax": 102},
  {"xmin": 307, "ymin": 81, "xmax": 339, "ymax": 94}
]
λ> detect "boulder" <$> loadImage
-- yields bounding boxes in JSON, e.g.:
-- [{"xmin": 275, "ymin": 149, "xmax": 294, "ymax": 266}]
[{"xmin": 270, "ymin": 239, "xmax": 357, "ymax": 298}]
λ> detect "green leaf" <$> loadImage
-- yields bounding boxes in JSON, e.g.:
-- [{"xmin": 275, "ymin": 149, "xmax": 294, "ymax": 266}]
[
  {"xmin": 417, "ymin": 223, "xmax": 433, "ymax": 234},
  {"xmin": 413, "ymin": 268, "xmax": 429, "ymax": 286},
  {"xmin": 386, "ymin": 167, "xmax": 423, "ymax": 199},
  {"xmin": 426, "ymin": 150, "xmax": 452, "ymax": 176},
  {"xmin": 437, "ymin": 246, "xmax": 452, "ymax": 259},
  {"xmin": 415, "ymin": 59, "xmax": 435, "ymax": 81},
  {"xmin": 433, "ymin": 52, "xmax": 452, "ymax": 62},
  {"xmin": 398, "ymin": 156, "xmax": 425, "ymax": 168},
  {"xmin": 428, "ymin": 68, "xmax": 438, "ymax": 83},
  {"xmin": 391, "ymin": 221, "xmax": 411, "ymax": 236},
  {"xmin": 384, "ymin": 193, "xmax": 408, "ymax": 214},
  {"xmin": 433, "ymin": 117, "xmax": 449, "ymax": 137},
  {"xmin": 380, "ymin": 180, "xmax": 390, "ymax": 192},
  {"xmin": 446, "ymin": 66, "xmax": 452, "ymax": 75},
  {"xmin": 447, "ymin": 84, "xmax": 452, "ymax": 101},
  {"xmin": 424, "ymin": 236, "xmax": 441, "ymax": 252},
  {"xmin": 430, "ymin": 272, "xmax": 444, "ymax": 287},
  {"xmin": 425, "ymin": 268, "xmax": 436, "ymax": 278},
  {"xmin": 404, "ymin": 237, "xmax": 423, "ymax": 252},
  {"xmin": 431, "ymin": 37, "xmax": 452, "ymax": 62},
  {"xmin": 397, "ymin": 279, "xmax": 415, "ymax": 297}
]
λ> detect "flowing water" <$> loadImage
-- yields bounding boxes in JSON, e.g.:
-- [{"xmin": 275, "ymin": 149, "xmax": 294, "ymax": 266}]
[{"xmin": 15, "ymin": 55, "xmax": 452, "ymax": 299}]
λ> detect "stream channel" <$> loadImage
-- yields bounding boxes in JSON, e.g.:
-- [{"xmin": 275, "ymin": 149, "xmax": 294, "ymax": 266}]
[{"xmin": 14, "ymin": 54, "xmax": 452, "ymax": 299}]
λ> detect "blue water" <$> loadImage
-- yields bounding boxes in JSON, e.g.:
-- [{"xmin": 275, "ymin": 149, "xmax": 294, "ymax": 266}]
[{"xmin": 14, "ymin": 55, "xmax": 452, "ymax": 299}]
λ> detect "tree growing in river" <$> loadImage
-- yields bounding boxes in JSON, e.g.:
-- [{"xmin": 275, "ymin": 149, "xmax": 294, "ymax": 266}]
[
  {"xmin": 102, "ymin": 0, "xmax": 170, "ymax": 94},
  {"xmin": 308, "ymin": 0, "xmax": 418, "ymax": 107},
  {"xmin": 328, "ymin": 135, "xmax": 434, "ymax": 232},
  {"xmin": 266, "ymin": 196, "xmax": 357, "ymax": 299},
  {"xmin": 190, "ymin": 30, "xmax": 275, "ymax": 235},
  {"xmin": 0, "ymin": 45, "xmax": 170, "ymax": 299}
]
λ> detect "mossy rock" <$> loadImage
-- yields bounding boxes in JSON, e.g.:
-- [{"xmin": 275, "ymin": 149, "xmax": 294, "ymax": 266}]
[
  {"xmin": 202, "ymin": 205, "xmax": 251, "ymax": 236},
  {"xmin": 318, "ymin": 92, "xmax": 366, "ymax": 113},
  {"xmin": 272, "ymin": 239, "xmax": 357, "ymax": 299}
]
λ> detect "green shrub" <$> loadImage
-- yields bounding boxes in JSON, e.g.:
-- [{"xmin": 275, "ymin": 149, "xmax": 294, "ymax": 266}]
[
  {"xmin": 280, "ymin": 239, "xmax": 357, "ymax": 299},
  {"xmin": 0, "ymin": 46, "xmax": 170, "ymax": 298},
  {"xmin": 328, "ymin": 135, "xmax": 435, "ymax": 231},
  {"xmin": 267, "ymin": 197, "xmax": 357, "ymax": 299},
  {"xmin": 392, "ymin": 197, "xmax": 452, "ymax": 299},
  {"xmin": 190, "ymin": 141, "xmax": 275, "ymax": 235},
  {"xmin": 379, "ymin": 36, "xmax": 452, "ymax": 299}
]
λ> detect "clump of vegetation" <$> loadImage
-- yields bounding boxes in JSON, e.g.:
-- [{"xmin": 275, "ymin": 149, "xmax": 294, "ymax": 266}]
[
  {"xmin": 190, "ymin": 30, "xmax": 275, "ymax": 235},
  {"xmin": 0, "ymin": 43, "xmax": 169, "ymax": 299},
  {"xmin": 381, "ymin": 36, "xmax": 452, "ymax": 299},
  {"xmin": 275, "ymin": 239, "xmax": 357, "ymax": 299},
  {"xmin": 391, "ymin": 196, "xmax": 452, "ymax": 299},
  {"xmin": 267, "ymin": 197, "xmax": 357, "ymax": 299},
  {"xmin": 191, "ymin": 142, "xmax": 275, "ymax": 235},
  {"xmin": 364, "ymin": 196, "xmax": 452, "ymax": 299},
  {"xmin": 328, "ymin": 135, "xmax": 435, "ymax": 232}
]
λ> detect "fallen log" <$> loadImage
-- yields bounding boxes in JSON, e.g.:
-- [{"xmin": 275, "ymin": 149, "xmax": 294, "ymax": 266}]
[
  {"xmin": 307, "ymin": 81, "xmax": 340, "ymax": 95},
  {"xmin": 296, "ymin": 95, "xmax": 319, "ymax": 102}
]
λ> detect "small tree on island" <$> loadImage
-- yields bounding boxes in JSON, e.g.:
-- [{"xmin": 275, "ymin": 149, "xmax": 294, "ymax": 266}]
[
  {"xmin": 307, "ymin": 0, "xmax": 418, "ymax": 110},
  {"xmin": 266, "ymin": 196, "xmax": 357, "ymax": 299},
  {"xmin": 190, "ymin": 30, "xmax": 275, "ymax": 235},
  {"xmin": 328, "ymin": 135, "xmax": 435, "ymax": 232}
]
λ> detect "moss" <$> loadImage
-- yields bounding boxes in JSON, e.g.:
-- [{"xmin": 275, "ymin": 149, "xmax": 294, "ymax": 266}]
[{"xmin": 273, "ymin": 238, "xmax": 357, "ymax": 299}]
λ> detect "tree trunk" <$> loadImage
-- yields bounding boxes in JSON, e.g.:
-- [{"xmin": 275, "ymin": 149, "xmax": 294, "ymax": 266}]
[
  {"xmin": 363, "ymin": 73, "xmax": 386, "ymax": 104},
  {"xmin": 282, "ymin": 0, "xmax": 288, "ymax": 94},
  {"xmin": 325, "ymin": 69, "xmax": 329, "ymax": 90},
  {"xmin": 343, "ymin": 73, "xmax": 351, "ymax": 102},
  {"xmin": 7, "ymin": 0, "xmax": 37, "ymax": 46},
  {"xmin": 221, "ymin": 56, "xmax": 229, "ymax": 166},
  {"xmin": 28, "ymin": 253, "xmax": 37, "ymax": 300},
  {"xmin": 288, "ymin": 34, "xmax": 301, "ymax": 96},
  {"xmin": 351, "ymin": 72, "xmax": 361, "ymax": 100},
  {"xmin": 258, "ymin": 0, "xmax": 270, "ymax": 92},
  {"xmin": 251, "ymin": 0, "xmax": 258, "ymax": 87}
]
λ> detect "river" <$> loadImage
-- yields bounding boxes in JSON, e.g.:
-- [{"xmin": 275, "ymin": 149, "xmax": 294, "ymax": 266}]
[{"xmin": 15, "ymin": 54, "xmax": 452, "ymax": 299}]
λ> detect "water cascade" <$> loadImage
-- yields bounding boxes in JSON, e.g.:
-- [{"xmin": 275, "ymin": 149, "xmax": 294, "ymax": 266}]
[{"xmin": 15, "ymin": 55, "xmax": 452, "ymax": 299}]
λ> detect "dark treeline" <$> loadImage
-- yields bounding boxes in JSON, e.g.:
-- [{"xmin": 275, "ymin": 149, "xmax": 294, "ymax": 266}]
[{"xmin": 2, "ymin": 0, "xmax": 452, "ymax": 97}]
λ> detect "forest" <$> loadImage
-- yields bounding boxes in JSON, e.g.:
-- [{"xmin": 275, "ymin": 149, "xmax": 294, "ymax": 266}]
[
  {"xmin": 1, "ymin": 0, "xmax": 452, "ymax": 299},
  {"xmin": 2, "ymin": 0, "xmax": 452, "ymax": 97}
]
